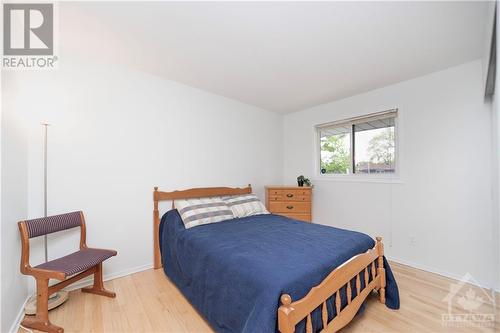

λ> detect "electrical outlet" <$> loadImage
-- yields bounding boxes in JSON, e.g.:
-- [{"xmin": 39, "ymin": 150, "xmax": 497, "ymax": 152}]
[{"xmin": 409, "ymin": 236, "xmax": 417, "ymax": 246}]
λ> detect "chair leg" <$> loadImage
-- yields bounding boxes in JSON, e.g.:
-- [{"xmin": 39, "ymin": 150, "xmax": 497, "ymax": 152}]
[
  {"xmin": 81, "ymin": 263, "xmax": 116, "ymax": 298},
  {"xmin": 21, "ymin": 278, "xmax": 64, "ymax": 333}
]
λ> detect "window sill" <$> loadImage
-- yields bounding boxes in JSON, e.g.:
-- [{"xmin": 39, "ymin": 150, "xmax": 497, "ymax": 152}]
[{"xmin": 312, "ymin": 176, "xmax": 403, "ymax": 184}]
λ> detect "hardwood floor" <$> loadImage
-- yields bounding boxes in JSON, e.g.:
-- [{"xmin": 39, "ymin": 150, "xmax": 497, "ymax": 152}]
[{"xmin": 19, "ymin": 262, "xmax": 498, "ymax": 333}]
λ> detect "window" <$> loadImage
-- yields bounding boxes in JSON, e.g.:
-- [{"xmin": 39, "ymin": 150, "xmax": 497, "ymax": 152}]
[{"xmin": 317, "ymin": 110, "xmax": 397, "ymax": 176}]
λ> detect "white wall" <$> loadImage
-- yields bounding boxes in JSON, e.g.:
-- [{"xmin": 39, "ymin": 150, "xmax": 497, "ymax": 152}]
[
  {"xmin": 2, "ymin": 58, "xmax": 283, "ymax": 299},
  {"xmin": 492, "ymin": 66, "xmax": 500, "ymax": 291},
  {"xmin": 492, "ymin": 2, "xmax": 500, "ymax": 291},
  {"xmin": 1, "ymin": 73, "xmax": 30, "ymax": 332},
  {"xmin": 483, "ymin": 1, "xmax": 497, "ymax": 95},
  {"xmin": 283, "ymin": 60, "xmax": 495, "ymax": 288}
]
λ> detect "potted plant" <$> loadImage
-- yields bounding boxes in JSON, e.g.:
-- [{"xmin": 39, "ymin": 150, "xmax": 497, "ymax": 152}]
[
  {"xmin": 297, "ymin": 175, "xmax": 312, "ymax": 187},
  {"xmin": 297, "ymin": 175, "xmax": 305, "ymax": 187},
  {"xmin": 303, "ymin": 177, "xmax": 312, "ymax": 187}
]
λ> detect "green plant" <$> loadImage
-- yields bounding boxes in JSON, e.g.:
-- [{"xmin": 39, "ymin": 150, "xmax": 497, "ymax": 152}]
[
  {"xmin": 297, "ymin": 175, "xmax": 312, "ymax": 187},
  {"xmin": 303, "ymin": 178, "xmax": 312, "ymax": 187}
]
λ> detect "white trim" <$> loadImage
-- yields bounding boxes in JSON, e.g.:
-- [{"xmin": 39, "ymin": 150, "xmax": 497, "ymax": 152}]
[
  {"xmin": 312, "ymin": 175, "xmax": 403, "ymax": 184},
  {"xmin": 9, "ymin": 263, "xmax": 154, "ymax": 333},
  {"xmin": 9, "ymin": 295, "xmax": 31, "ymax": 333},
  {"xmin": 389, "ymin": 256, "xmax": 500, "ymax": 293},
  {"xmin": 316, "ymin": 109, "xmax": 398, "ymax": 129},
  {"xmin": 66, "ymin": 263, "xmax": 154, "ymax": 291}
]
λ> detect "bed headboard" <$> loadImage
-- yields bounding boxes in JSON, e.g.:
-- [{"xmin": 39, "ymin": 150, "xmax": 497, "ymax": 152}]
[{"xmin": 152, "ymin": 184, "xmax": 252, "ymax": 269}]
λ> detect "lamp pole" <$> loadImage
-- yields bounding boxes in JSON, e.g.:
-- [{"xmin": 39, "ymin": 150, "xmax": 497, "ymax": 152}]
[
  {"xmin": 24, "ymin": 123, "xmax": 69, "ymax": 315},
  {"xmin": 42, "ymin": 123, "xmax": 49, "ymax": 262}
]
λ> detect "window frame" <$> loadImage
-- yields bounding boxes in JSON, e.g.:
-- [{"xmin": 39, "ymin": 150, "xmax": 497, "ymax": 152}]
[{"xmin": 315, "ymin": 109, "xmax": 400, "ymax": 182}]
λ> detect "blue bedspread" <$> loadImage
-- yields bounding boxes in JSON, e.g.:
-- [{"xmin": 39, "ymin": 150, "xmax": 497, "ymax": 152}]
[{"xmin": 160, "ymin": 211, "xmax": 399, "ymax": 333}]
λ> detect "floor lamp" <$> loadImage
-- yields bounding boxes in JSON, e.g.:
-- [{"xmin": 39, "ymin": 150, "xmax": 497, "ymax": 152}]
[{"xmin": 24, "ymin": 124, "xmax": 69, "ymax": 314}]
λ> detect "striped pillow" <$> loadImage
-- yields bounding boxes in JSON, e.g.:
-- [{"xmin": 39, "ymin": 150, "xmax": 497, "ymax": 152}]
[
  {"xmin": 175, "ymin": 197, "xmax": 234, "ymax": 229},
  {"xmin": 222, "ymin": 194, "xmax": 269, "ymax": 218}
]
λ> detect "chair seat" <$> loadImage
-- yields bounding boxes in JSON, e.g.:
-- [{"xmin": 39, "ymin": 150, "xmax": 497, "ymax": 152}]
[{"xmin": 35, "ymin": 248, "xmax": 117, "ymax": 277}]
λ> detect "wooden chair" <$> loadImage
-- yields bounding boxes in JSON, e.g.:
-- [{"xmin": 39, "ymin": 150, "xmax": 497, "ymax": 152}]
[{"xmin": 18, "ymin": 211, "xmax": 117, "ymax": 333}]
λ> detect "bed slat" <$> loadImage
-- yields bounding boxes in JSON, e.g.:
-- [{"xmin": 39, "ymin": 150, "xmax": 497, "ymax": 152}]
[
  {"xmin": 322, "ymin": 301, "xmax": 328, "ymax": 329},
  {"xmin": 306, "ymin": 314, "xmax": 312, "ymax": 333},
  {"xmin": 335, "ymin": 292, "xmax": 341, "ymax": 315},
  {"xmin": 346, "ymin": 283, "xmax": 352, "ymax": 304}
]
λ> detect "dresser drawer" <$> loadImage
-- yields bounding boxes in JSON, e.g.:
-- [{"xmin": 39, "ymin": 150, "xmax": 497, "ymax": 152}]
[
  {"xmin": 284, "ymin": 195, "xmax": 310, "ymax": 202},
  {"xmin": 268, "ymin": 195, "xmax": 309, "ymax": 202},
  {"xmin": 268, "ymin": 189, "xmax": 311, "ymax": 201},
  {"xmin": 280, "ymin": 213, "xmax": 311, "ymax": 222},
  {"xmin": 281, "ymin": 190, "xmax": 311, "ymax": 201},
  {"xmin": 268, "ymin": 195, "xmax": 283, "ymax": 202},
  {"xmin": 268, "ymin": 201, "xmax": 311, "ymax": 213},
  {"xmin": 268, "ymin": 189, "xmax": 284, "ymax": 196}
]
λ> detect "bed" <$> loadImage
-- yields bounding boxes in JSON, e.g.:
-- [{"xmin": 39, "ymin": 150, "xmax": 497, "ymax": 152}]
[{"xmin": 153, "ymin": 185, "xmax": 399, "ymax": 333}]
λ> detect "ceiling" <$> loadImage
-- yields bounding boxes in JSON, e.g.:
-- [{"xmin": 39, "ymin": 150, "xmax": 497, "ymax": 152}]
[{"xmin": 60, "ymin": 1, "xmax": 490, "ymax": 113}]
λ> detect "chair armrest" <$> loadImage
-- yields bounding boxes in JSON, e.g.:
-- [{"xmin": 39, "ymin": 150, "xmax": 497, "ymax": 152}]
[
  {"xmin": 86, "ymin": 246, "xmax": 118, "ymax": 256},
  {"xmin": 21, "ymin": 266, "xmax": 66, "ymax": 281}
]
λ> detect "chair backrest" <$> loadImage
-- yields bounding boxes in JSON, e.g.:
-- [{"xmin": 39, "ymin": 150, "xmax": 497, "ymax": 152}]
[{"xmin": 23, "ymin": 211, "xmax": 83, "ymax": 238}]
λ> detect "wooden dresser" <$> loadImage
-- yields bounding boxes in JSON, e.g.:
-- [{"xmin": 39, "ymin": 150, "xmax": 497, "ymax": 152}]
[{"xmin": 265, "ymin": 186, "xmax": 312, "ymax": 222}]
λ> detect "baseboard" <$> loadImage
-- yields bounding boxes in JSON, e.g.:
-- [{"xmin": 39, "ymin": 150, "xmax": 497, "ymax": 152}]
[
  {"xmin": 9, "ymin": 295, "xmax": 30, "ymax": 333},
  {"xmin": 9, "ymin": 263, "xmax": 153, "ymax": 333},
  {"xmin": 388, "ymin": 256, "xmax": 500, "ymax": 293},
  {"xmin": 65, "ymin": 262, "xmax": 154, "ymax": 291}
]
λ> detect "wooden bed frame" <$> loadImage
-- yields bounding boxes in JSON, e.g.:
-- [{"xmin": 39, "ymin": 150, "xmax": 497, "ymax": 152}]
[{"xmin": 153, "ymin": 185, "xmax": 386, "ymax": 333}]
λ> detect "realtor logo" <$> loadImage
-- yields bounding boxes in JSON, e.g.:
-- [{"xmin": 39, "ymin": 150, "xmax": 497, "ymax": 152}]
[
  {"xmin": 2, "ymin": 3, "xmax": 57, "ymax": 69},
  {"xmin": 4, "ymin": 3, "xmax": 53, "ymax": 55},
  {"xmin": 441, "ymin": 273, "xmax": 495, "ymax": 328}
]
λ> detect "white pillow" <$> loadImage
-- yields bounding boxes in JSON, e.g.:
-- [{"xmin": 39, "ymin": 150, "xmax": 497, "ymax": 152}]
[
  {"xmin": 222, "ymin": 194, "xmax": 269, "ymax": 218},
  {"xmin": 175, "ymin": 197, "xmax": 234, "ymax": 229}
]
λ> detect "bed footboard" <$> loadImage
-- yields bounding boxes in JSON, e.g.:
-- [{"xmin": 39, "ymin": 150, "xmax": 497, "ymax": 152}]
[{"xmin": 278, "ymin": 237, "xmax": 386, "ymax": 333}]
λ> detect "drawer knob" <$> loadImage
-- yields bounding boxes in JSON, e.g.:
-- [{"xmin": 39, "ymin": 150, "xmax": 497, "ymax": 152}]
[
  {"xmin": 286, "ymin": 194, "xmax": 293, "ymax": 198},
  {"xmin": 286, "ymin": 205, "xmax": 294, "ymax": 210}
]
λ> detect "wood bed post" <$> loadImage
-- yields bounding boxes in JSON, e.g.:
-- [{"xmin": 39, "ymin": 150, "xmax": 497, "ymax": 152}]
[
  {"xmin": 278, "ymin": 294, "xmax": 295, "ymax": 333},
  {"xmin": 153, "ymin": 187, "xmax": 161, "ymax": 269},
  {"xmin": 376, "ymin": 236, "xmax": 386, "ymax": 304}
]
